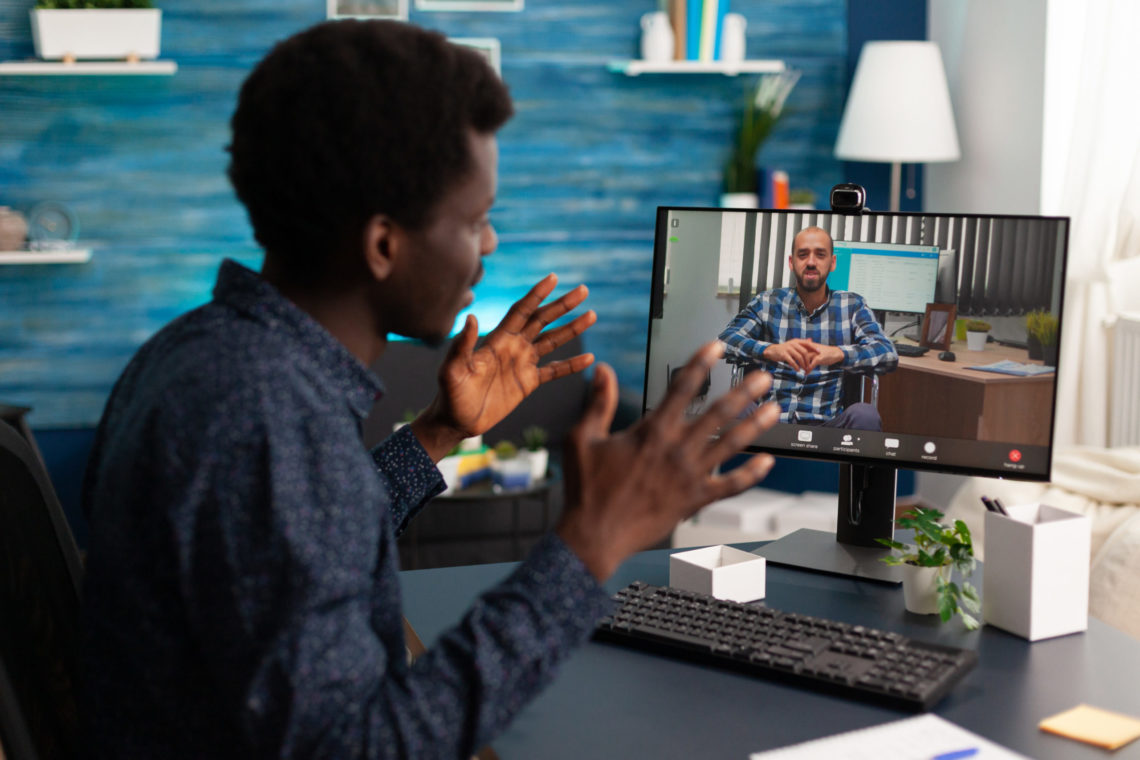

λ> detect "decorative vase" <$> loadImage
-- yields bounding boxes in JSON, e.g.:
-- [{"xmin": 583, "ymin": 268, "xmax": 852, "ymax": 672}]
[
  {"xmin": 966, "ymin": 331, "xmax": 988, "ymax": 351},
  {"xmin": 720, "ymin": 13, "xmax": 746, "ymax": 63},
  {"xmin": 0, "ymin": 207, "xmax": 28, "ymax": 251},
  {"xmin": 901, "ymin": 563, "xmax": 944, "ymax": 615},
  {"xmin": 523, "ymin": 448, "xmax": 549, "ymax": 482},
  {"xmin": 30, "ymin": 8, "xmax": 162, "ymax": 61},
  {"xmin": 720, "ymin": 192, "xmax": 759, "ymax": 209},
  {"xmin": 639, "ymin": 11, "xmax": 674, "ymax": 62}
]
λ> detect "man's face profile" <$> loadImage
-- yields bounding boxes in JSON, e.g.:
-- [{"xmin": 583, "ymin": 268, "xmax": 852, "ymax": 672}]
[{"xmin": 789, "ymin": 228, "xmax": 835, "ymax": 294}]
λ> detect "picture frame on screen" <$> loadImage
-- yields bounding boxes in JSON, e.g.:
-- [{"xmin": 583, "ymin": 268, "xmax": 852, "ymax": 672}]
[{"xmin": 921, "ymin": 303, "xmax": 956, "ymax": 351}]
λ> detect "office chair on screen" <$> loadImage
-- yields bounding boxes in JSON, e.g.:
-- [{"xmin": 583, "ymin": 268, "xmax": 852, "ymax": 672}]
[
  {"xmin": 727, "ymin": 357, "xmax": 882, "ymax": 413},
  {"xmin": 0, "ymin": 420, "xmax": 84, "ymax": 760}
]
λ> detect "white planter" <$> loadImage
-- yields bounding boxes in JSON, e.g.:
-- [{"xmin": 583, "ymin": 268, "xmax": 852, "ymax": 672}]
[
  {"xmin": 523, "ymin": 448, "xmax": 548, "ymax": 482},
  {"xmin": 901, "ymin": 563, "xmax": 945, "ymax": 615},
  {"xmin": 720, "ymin": 192, "xmax": 759, "ymax": 209},
  {"xmin": 965, "ymin": 330, "xmax": 988, "ymax": 351},
  {"xmin": 436, "ymin": 454, "xmax": 462, "ymax": 496},
  {"xmin": 30, "ymin": 9, "xmax": 162, "ymax": 61}
]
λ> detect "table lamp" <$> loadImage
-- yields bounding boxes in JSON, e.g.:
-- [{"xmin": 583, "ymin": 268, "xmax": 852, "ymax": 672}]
[{"xmin": 834, "ymin": 41, "xmax": 960, "ymax": 212}]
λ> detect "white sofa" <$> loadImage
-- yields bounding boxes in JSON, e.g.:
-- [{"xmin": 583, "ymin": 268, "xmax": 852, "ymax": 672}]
[{"xmin": 942, "ymin": 446, "xmax": 1140, "ymax": 640}]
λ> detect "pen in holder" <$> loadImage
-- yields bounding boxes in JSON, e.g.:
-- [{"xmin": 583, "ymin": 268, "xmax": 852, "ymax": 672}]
[{"xmin": 982, "ymin": 503, "xmax": 1090, "ymax": 641}]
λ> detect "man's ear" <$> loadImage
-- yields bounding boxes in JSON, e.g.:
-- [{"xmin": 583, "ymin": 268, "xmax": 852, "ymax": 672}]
[
  {"xmin": 828, "ymin": 255, "xmax": 837, "ymax": 273},
  {"xmin": 363, "ymin": 213, "xmax": 401, "ymax": 282}
]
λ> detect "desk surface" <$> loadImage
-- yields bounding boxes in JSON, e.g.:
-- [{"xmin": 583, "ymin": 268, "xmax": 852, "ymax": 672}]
[{"xmin": 401, "ymin": 544, "xmax": 1140, "ymax": 759}]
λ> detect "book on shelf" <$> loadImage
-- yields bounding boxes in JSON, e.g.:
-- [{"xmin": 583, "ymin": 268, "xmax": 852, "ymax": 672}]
[{"xmin": 675, "ymin": 0, "xmax": 730, "ymax": 62}]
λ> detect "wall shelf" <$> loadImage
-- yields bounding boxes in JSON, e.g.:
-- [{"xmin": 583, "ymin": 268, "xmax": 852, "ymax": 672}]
[
  {"xmin": 607, "ymin": 59, "xmax": 786, "ymax": 76},
  {"xmin": 0, "ymin": 248, "xmax": 92, "ymax": 265},
  {"xmin": 0, "ymin": 60, "xmax": 176, "ymax": 76}
]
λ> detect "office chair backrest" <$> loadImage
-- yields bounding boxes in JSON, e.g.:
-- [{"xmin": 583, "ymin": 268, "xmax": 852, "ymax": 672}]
[{"xmin": 0, "ymin": 420, "xmax": 84, "ymax": 760}]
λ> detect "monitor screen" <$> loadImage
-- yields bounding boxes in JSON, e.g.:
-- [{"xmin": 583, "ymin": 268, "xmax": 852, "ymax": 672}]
[
  {"xmin": 645, "ymin": 206, "xmax": 1069, "ymax": 483},
  {"xmin": 831, "ymin": 240, "xmax": 940, "ymax": 315}
]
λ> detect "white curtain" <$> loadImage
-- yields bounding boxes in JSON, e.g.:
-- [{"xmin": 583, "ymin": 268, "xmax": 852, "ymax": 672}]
[{"xmin": 1049, "ymin": 0, "xmax": 1140, "ymax": 448}]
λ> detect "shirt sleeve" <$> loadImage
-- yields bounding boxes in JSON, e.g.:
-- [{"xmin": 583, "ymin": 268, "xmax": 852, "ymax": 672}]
[
  {"xmin": 720, "ymin": 296, "xmax": 775, "ymax": 364},
  {"xmin": 370, "ymin": 423, "xmax": 445, "ymax": 537},
  {"xmin": 841, "ymin": 299, "xmax": 899, "ymax": 373},
  {"xmin": 177, "ymin": 396, "xmax": 611, "ymax": 760}
]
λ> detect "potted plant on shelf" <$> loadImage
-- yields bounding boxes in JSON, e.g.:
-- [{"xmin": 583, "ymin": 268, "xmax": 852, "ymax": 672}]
[
  {"xmin": 964, "ymin": 319, "xmax": 991, "ymax": 351},
  {"xmin": 1025, "ymin": 309, "xmax": 1059, "ymax": 365},
  {"xmin": 877, "ymin": 507, "xmax": 980, "ymax": 630},
  {"xmin": 31, "ymin": 0, "xmax": 163, "ymax": 63},
  {"xmin": 521, "ymin": 425, "xmax": 549, "ymax": 482},
  {"xmin": 721, "ymin": 70, "xmax": 800, "ymax": 208}
]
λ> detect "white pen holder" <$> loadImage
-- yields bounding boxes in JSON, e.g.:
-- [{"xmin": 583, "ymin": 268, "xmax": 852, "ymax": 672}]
[
  {"xmin": 982, "ymin": 503, "xmax": 1090, "ymax": 641},
  {"xmin": 669, "ymin": 545, "xmax": 766, "ymax": 603}
]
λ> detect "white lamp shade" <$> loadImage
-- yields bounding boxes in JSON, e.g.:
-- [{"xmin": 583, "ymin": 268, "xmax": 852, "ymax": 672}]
[{"xmin": 835, "ymin": 41, "xmax": 960, "ymax": 163}]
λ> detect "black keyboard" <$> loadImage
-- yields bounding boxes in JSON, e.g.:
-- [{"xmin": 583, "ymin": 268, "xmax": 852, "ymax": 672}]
[
  {"xmin": 893, "ymin": 343, "xmax": 929, "ymax": 357},
  {"xmin": 594, "ymin": 582, "xmax": 977, "ymax": 711}
]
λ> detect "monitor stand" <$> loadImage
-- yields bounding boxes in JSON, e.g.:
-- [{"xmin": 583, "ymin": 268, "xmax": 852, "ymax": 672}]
[{"xmin": 752, "ymin": 464, "xmax": 903, "ymax": 585}]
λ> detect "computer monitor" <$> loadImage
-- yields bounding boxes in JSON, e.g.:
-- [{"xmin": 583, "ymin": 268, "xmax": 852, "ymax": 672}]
[{"xmin": 645, "ymin": 207, "xmax": 1069, "ymax": 582}]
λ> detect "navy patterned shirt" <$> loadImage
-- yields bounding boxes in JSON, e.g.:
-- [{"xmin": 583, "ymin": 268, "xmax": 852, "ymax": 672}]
[
  {"xmin": 718, "ymin": 287, "xmax": 897, "ymax": 424},
  {"xmin": 80, "ymin": 259, "xmax": 611, "ymax": 759}
]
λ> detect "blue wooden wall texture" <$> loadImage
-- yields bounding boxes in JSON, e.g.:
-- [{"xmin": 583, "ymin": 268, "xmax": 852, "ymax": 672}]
[{"xmin": 0, "ymin": 0, "xmax": 845, "ymax": 429}]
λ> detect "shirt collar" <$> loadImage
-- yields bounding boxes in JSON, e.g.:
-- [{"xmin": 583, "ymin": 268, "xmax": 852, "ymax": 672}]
[
  {"xmin": 792, "ymin": 286, "xmax": 834, "ymax": 317},
  {"xmin": 212, "ymin": 259, "xmax": 384, "ymax": 418}
]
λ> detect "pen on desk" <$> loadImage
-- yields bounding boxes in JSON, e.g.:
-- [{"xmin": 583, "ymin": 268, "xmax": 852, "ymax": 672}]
[
  {"xmin": 991, "ymin": 497, "xmax": 1009, "ymax": 516},
  {"xmin": 980, "ymin": 495, "xmax": 998, "ymax": 514},
  {"xmin": 932, "ymin": 748, "xmax": 979, "ymax": 760}
]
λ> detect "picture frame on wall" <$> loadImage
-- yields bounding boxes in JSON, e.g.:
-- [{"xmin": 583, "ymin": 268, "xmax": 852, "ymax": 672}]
[
  {"xmin": 451, "ymin": 37, "xmax": 501, "ymax": 76},
  {"xmin": 416, "ymin": 0, "xmax": 522, "ymax": 11},
  {"xmin": 327, "ymin": 0, "xmax": 409, "ymax": 20}
]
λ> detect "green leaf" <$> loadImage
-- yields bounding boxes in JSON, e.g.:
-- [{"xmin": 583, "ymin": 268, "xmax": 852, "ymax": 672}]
[
  {"xmin": 959, "ymin": 610, "xmax": 980, "ymax": 631},
  {"xmin": 875, "ymin": 538, "xmax": 909, "ymax": 552}
]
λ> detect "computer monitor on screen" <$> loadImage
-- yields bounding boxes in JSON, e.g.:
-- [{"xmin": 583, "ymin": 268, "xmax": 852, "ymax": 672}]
[{"xmin": 645, "ymin": 206, "xmax": 1070, "ymax": 582}]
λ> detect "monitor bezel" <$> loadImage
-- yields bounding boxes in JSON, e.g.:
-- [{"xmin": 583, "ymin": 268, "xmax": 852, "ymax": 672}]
[{"xmin": 643, "ymin": 205, "xmax": 1071, "ymax": 484}]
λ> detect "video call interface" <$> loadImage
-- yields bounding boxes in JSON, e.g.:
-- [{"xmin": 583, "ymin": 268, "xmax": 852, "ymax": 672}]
[{"xmin": 644, "ymin": 206, "xmax": 1070, "ymax": 480}]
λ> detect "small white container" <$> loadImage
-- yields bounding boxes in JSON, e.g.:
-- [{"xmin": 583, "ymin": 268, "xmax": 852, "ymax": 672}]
[
  {"xmin": 31, "ymin": 9, "xmax": 162, "ymax": 61},
  {"xmin": 983, "ymin": 503, "xmax": 1090, "ymax": 641},
  {"xmin": 669, "ymin": 545, "xmax": 766, "ymax": 603},
  {"xmin": 639, "ymin": 11, "xmax": 674, "ymax": 62}
]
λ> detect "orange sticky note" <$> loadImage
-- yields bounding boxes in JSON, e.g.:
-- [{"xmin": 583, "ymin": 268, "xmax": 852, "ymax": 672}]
[{"xmin": 1038, "ymin": 704, "xmax": 1140, "ymax": 750}]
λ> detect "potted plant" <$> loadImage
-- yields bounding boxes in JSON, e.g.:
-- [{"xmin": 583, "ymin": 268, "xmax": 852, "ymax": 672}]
[
  {"xmin": 965, "ymin": 319, "xmax": 991, "ymax": 351},
  {"xmin": 877, "ymin": 507, "xmax": 980, "ymax": 630},
  {"xmin": 1025, "ymin": 309, "xmax": 1059, "ymax": 365},
  {"xmin": 31, "ymin": 0, "xmax": 162, "ymax": 63},
  {"xmin": 491, "ymin": 440, "xmax": 531, "ymax": 491},
  {"xmin": 521, "ymin": 425, "xmax": 549, "ymax": 482},
  {"xmin": 721, "ymin": 70, "xmax": 800, "ymax": 208}
]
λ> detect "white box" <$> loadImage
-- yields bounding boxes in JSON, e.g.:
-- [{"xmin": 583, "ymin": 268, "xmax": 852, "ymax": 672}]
[
  {"xmin": 983, "ymin": 503, "xmax": 1090, "ymax": 641},
  {"xmin": 669, "ymin": 545, "xmax": 766, "ymax": 603}
]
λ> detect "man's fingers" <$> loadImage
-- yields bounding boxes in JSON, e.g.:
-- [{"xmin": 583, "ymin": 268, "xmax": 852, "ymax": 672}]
[
  {"xmin": 537, "ymin": 353, "xmax": 596, "ymax": 385},
  {"xmin": 533, "ymin": 310, "xmax": 597, "ymax": 357},
  {"xmin": 706, "ymin": 453, "xmax": 776, "ymax": 503},
  {"xmin": 685, "ymin": 369, "xmax": 771, "ymax": 443},
  {"xmin": 444, "ymin": 314, "xmax": 479, "ymax": 366},
  {"xmin": 522, "ymin": 284, "xmax": 589, "ymax": 342},
  {"xmin": 497, "ymin": 274, "xmax": 558, "ymax": 334},
  {"xmin": 703, "ymin": 401, "xmax": 780, "ymax": 467},
  {"xmin": 653, "ymin": 341, "xmax": 723, "ymax": 423},
  {"xmin": 573, "ymin": 363, "xmax": 618, "ymax": 442}
]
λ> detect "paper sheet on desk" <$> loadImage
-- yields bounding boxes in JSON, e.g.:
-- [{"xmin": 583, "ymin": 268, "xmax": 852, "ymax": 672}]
[{"xmin": 749, "ymin": 714, "xmax": 1030, "ymax": 760}]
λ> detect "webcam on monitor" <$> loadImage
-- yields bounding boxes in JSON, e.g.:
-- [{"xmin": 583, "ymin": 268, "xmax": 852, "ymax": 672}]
[{"xmin": 829, "ymin": 183, "xmax": 867, "ymax": 215}]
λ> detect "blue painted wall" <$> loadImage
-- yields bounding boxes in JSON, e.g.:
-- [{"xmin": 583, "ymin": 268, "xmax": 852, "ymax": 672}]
[{"xmin": 1, "ymin": 0, "xmax": 847, "ymax": 431}]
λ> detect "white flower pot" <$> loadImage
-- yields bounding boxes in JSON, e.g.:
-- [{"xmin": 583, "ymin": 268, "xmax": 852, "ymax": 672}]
[
  {"xmin": 30, "ymin": 9, "xmax": 162, "ymax": 61},
  {"xmin": 965, "ymin": 331, "xmax": 988, "ymax": 351},
  {"xmin": 523, "ymin": 448, "xmax": 548, "ymax": 482},
  {"xmin": 436, "ymin": 454, "xmax": 462, "ymax": 496},
  {"xmin": 720, "ymin": 192, "xmax": 759, "ymax": 209},
  {"xmin": 901, "ymin": 563, "xmax": 945, "ymax": 615}
]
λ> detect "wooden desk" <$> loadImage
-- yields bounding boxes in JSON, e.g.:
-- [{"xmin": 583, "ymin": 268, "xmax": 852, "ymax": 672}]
[{"xmin": 878, "ymin": 342, "xmax": 1055, "ymax": 446}]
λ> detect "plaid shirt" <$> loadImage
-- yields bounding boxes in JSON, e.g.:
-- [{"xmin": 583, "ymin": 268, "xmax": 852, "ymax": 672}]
[{"xmin": 719, "ymin": 287, "xmax": 898, "ymax": 424}]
